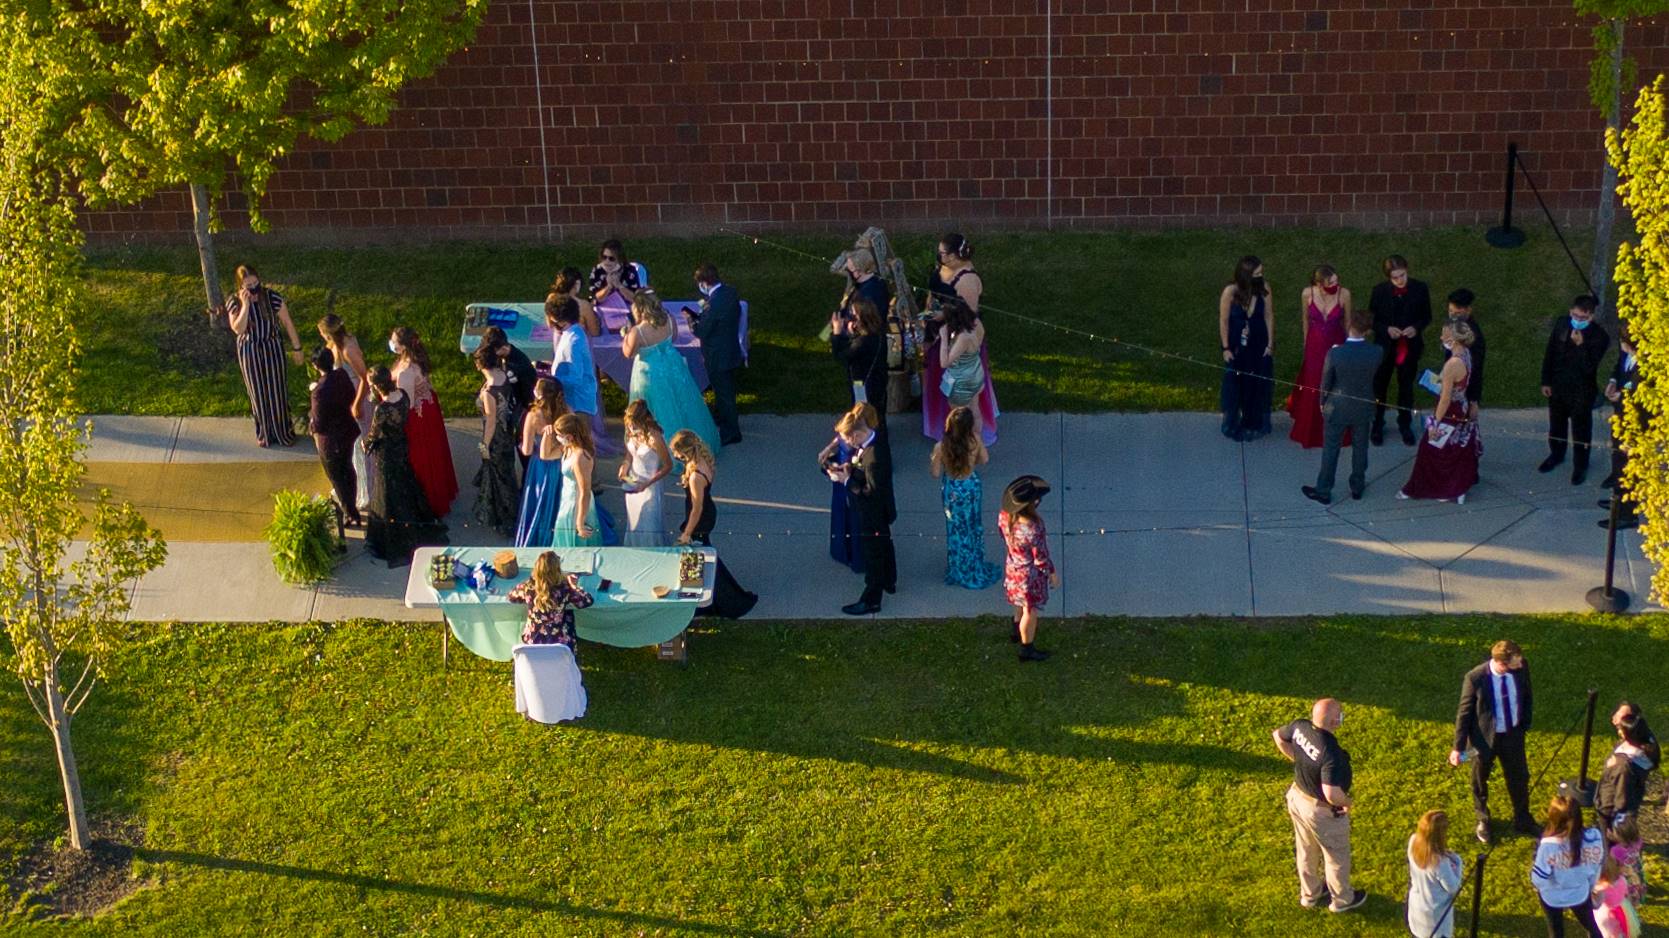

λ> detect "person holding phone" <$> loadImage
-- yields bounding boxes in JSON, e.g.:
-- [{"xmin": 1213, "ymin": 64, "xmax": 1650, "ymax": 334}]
[{"xmin": 225, "ymin": 264, "xmax": 303, "ymax": 447}]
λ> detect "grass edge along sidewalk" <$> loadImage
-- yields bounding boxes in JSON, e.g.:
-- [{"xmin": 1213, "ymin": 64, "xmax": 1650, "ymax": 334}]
[
  {"xmin": 3, "ymin": 613, "xmax": 1665, "ymax": 936},
  {"xmin": 82, "ymin": 224, "xmax": 1602, "ymax": 420}
]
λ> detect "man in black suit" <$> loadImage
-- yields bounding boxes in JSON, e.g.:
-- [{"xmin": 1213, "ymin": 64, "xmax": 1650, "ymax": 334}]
[
  {"xmin": 1449, "ymin": 639, "xmax": 1536, "ymax": 844},
  {"xmin": 1304, "ymin": 308, "xmax": 1383, "ymax": 505},
  {"xmin": 833, "ymin": 408, "xmax": 896, "ymax": 615},
  {"xmin": 1539, "ymin": 294, "xmax": 1610, "ymax": 485},
  {"xmin": 307, "ymin": 346, "xmax": 363, "ymax": 526},
  {"xmin": 688, "ymin": 263, "xmax": 744, "ymax": 446},
  {"xmin": 1601, "ymin": 326, "xmax": 1643, "ymax": 528},
  {"xmin": 1369, "ymin": 255, "xmax": 1432, "ymax": 446}
]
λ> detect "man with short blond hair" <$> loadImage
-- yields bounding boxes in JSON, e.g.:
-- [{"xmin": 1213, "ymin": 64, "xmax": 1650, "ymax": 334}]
[
  {"xmin": 1451, "ymin": 639, "xmax": 1536, "ymax": 844},
  {"xmin": 1274, "ymin": 698, "xmax": 1367, "ymax": 913}
]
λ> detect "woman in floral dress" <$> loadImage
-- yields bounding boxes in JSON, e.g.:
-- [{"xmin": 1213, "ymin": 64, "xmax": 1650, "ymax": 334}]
[
  {"xmin": 931, "ymin": 406, "xmax": 998, "ymax": 589},
  {"xmin": 999, "ymin": 475, "xmax": 1058, "ymax": 662},
  {"xmin": 507, "ymin": 551, "xmax": 595, "ymax": 653}
]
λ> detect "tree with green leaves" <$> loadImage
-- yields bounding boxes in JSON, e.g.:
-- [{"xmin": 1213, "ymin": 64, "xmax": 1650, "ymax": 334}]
[
  {"xmin": 1574, "ymin": 0, "xmax": 1669, "ymax": 314},
  {"xmin": 0, "ymin": 21, "xmax": 168, "ymax": 851},
  {"xmin": 1609, "ymin": 75, "xmax": 1669, "ymax": 602},
  {"xmin": 13, "ymin": 0, "xmax": 488, "ymax": 313}
]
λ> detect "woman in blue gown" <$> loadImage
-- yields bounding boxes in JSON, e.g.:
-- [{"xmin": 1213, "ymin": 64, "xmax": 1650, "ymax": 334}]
[
  {"xmin": 625, "ymin": 292, "xmax": 720, "ymax": 458},
  {"xmin": 515, "ymin": 378, "xmax": 567, "ymax": 547},
  {"xmin": 817, "ymin": 429, "xmax": 867, "ymax": 573},
  {"xmin": 1218, "ymin": 255, "xmax": 1275, "ymax": 441},
  {"xmin": 549, "ymin": 413, "xmax": 610, "ymax": 548}
]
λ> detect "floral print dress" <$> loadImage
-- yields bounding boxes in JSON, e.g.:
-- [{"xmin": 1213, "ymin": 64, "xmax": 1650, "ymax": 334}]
[
  {"xmin": 998, "ymin": 511, "xmax": 1054, "ymax": 609},
  {"xmin": 507, "ymin": 575, "xmax": 595, "ymax": 650},
  {"xmin": 942, "ymin": 471, "xmax": 998, "ymax": 589}
]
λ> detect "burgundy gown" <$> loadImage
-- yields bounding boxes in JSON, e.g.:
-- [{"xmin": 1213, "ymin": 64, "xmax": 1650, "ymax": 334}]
[
  {"xmin": 1400, "ymin": 350, "xmax": 1481, "ymax": 500},
  {"xmin": 1286, "ymin": 297, "xmax": 1348, "ymax": 449}
]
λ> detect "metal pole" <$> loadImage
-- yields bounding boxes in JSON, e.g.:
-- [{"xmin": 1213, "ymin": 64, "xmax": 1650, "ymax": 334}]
[
  {"xmin": 1573, "ymin": 688, "xmax": 1600, "ymax": 806},
  {"xmin": 1466, "ymin": 852, "xmax": 1486, "ymax": 938},
  {"xmin": 1486, "ymin": 143, "xmax": 1527, "ymax": 248},
  {"xmin": 1587, "ymin": 490, "xmax": 1631, "ymax": 612}
]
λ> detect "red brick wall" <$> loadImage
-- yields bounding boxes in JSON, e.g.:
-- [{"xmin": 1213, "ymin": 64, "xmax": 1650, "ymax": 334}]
[{"xmin": 82, "ymin": 1, "xmax": 1669, "ymax": 241}]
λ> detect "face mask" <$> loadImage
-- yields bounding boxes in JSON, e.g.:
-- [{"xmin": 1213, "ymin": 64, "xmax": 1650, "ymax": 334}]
[
  {"xmin": 388, "ymin": 338, "xmax": 401, "ymax": 355},
  {"xmin": 697, "ymin": 282, "xmax": 711, "ymax": 297},
  {"xmin": 1449, "ymin": 313, "xmax": 1467, "ymax": 324},
  {"xmin": 1570, "ymin": 316, "xmax": 1591, "ymax": 331},
  {"xmin": 1250, "ymin": 276, "xmax": 1265, "ymax": 291},
  {"xmin": 1442, "ymin": 340, "xmax": 1454, "ymax": 351},
  {"xmin": 1323, "ymin": 283, "xmax": 1340, "ymax": 296}
]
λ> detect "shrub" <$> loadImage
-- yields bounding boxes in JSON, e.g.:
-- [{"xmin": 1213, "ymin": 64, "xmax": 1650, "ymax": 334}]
[{"xmin": 264, "ymin": 490, "xmax": 342, "ymax": 585}]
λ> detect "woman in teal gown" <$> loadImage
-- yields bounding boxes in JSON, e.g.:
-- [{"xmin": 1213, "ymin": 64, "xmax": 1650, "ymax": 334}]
[
  {"xmin": 549, "ymin": 413, "xmax": 606, "ymax": 548},
  {"xmin": 625, "ymin": 292, "xmax": 720, "ymax": 457}
]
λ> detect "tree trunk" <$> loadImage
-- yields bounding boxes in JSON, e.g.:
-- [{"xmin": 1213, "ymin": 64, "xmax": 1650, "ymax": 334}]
[
  {"xmin": 1590, "ymin": 19, "xmax": 1624, "ymax": 321},
  {"xmin": 43, "ymin": 666, "xmax": 91, "ymax": 851},
  {"xmin": 190, "ymin": 183, "xmax": 223, "ymax": 320}
]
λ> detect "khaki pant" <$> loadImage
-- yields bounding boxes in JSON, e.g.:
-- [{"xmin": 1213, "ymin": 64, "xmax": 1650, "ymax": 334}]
[{"xmin": 1286, "ymin": 784, "xmax": 1352, "ymax": 907}]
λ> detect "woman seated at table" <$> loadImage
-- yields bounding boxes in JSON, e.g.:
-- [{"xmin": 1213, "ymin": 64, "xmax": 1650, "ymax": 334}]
[
  {"xmin": 508, "ymin": 551, "xmax": 595, "ymax": 654},
  {"xmin": 589, "ymin": 239, "xmax": 641, "ymax": 306},
  {"xmin": 625, "ymin": 291, "xmax": 721, "ymax": 456},
  {"xmin": 552, "ymin": 266, "xmax": 601, "ymax": 337}
]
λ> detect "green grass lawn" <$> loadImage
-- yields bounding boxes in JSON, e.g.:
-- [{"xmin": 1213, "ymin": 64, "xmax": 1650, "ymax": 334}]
[
  {"xmin": 3, "ymin": 614, "xmax": 1665, "ymax": 935},
  {"xmin": 81, "ymin": 222, "xmax": 1604, "ymax": 420}
]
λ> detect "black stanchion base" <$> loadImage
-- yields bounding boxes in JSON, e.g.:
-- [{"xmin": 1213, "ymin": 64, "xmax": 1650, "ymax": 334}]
[
  {"xmin": 1486, "ymin": 226, "xmax": 1527, "ymax": 248},
  {"xmin": 1558, "ymin": 777, "xmax": 1597, "ymax": 807},
  {"xmin": 1586, "ymin": 586, "xmax": 1631, "ymax": 613}
]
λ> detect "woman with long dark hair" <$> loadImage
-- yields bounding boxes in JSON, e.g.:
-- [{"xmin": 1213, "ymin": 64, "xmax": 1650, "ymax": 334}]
[
  {"xmin": 515, "ymin": 378, "xmax": 569, "ymax": 547},
  {"xmin": 1285, "ymin": 264, "xmax": 1350, "ymax": 449},
  {"xmin": 932, "ymin": 406, "xmax": 998, "ymax": 589},
  {"xmin": 1218, "ymin": 255, "xmax": 1275, "ymax": 441},
  {"xmin": 471, "ymin": 344, "xmax": 520, "ymax": 538},
  {"xmin": 226, "ymin": 264, "xmax": 303, "ymax": 447},
  {"xmin": 922, "ymin": 232, "xmax": 999, "ymax": 445},
  {"xmin": 389, "ymin": 326, "xmax": 458, "ymax": 518},
  {"xmin": 1529, "ymin": 795, "xmax": 1605, "ymax": 937},
  {"xmin": 318, "ymin": 313, "xmax": 373, "ymax": 513},
  {"xmin": 363, "ymin": 366, "xmax": 447, "ymax": 567}
]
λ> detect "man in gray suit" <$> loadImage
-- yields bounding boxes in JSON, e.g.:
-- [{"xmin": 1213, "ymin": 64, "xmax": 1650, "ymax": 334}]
[{"xmin": 1304, "ymin": 307, "xmax": 1384, "ymax": 505}]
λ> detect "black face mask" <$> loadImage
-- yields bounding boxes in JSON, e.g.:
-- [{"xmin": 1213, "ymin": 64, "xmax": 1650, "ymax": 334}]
[{"xmin": 1249, "ymin": 276, "xmax": 1265, "ymax": 291}]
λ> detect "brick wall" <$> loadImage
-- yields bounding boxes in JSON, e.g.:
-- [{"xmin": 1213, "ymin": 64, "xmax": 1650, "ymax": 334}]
[{"xmin": 82, "ymin": 1, "xmax": 1669, "ymax": 241}]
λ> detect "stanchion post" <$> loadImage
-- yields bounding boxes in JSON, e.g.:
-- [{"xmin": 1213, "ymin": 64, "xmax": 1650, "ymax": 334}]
[
  {"xmin": 1588, "ymin": 490, "xmax": 1631, "ymax": 612},
  {"xmin": 1575, "ymin": 688, "xmax": 1599, "ymax": 805},
  {"xmin": 1486, "ymin": 143, "xmax": 1527, "ymax": 248},
  {"xmin": 1466, "ymin": 851, "xmax": 1486, "ymax": 938}
]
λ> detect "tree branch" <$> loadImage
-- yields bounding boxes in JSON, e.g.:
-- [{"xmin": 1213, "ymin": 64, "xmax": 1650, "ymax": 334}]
[
  {"xmin": 64, "ymin": 656, "xmax": 97, "ymax": 715},
  {"xmin": 21, "ymin": 677, "xmax": 49, "ymax": 725}
]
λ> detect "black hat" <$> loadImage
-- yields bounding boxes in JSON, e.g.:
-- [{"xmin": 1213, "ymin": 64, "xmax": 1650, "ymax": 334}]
[{"xmin": 1002, "ymin": 475, "xmax": 1051, "ymax": 515}]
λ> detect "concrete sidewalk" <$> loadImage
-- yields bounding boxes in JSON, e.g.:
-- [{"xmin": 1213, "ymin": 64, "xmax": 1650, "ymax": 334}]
[{"xmin": 84, "ymin": 410, "xmax": 1660, "ymax": 622}]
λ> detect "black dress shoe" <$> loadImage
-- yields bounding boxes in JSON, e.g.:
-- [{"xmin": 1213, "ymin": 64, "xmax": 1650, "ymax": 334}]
[
  {"xmin": 1370, "ymin": 426, "xmax": 1385, "ymax": 446},
  {"xmin": 842, "ymin": 599, "xmax": 880, "ymax": 615},
  {"xmin": 1571, "ymin": 466, "xmax": 1588, "ymax": 486},
  {"xmin": 1599, "ymin": 498, "xmax": 1616, "ymax": 509},
  {"xmin": 720, "ymin": 435, "xmax": 743, "ymax": 446},
  {"xmin": 1602, "ymin": 475, "xmax": 1617, "ymax": 489},
  {"xmin": 1538, "ymin": 455, "xmax": 1563, "ymax": 473},
  {"xmin": 1400, "ymin": 425, "xmax": 1417, "ymax": 446},
  {"xmin": 1512, "ymin": 817, "xmax": 1542, "ymax": 837},
  {"xmin": 1600, "ymin": 516, "xmax": 1640, "ymax": 530},
  {"xmin": 1018, "ymin": 644, "xmax": 1051, "ymax": 662},
  {"xmin": 1350, "ymin": 490, "xmax": 1363, "ymax": 501},
  {"xmin": 884, "ymin": 584, "xmax": 897, "ymax": 595},
  {"xmin": 1301, "ymin": 485, "xmax": 1331, "ymax": 505}
]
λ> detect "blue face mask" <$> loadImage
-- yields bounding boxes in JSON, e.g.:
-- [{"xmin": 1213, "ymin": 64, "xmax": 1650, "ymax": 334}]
[{"xmin": 1570, "ymin": 316, "xmax": 1591, "ymax": 331}]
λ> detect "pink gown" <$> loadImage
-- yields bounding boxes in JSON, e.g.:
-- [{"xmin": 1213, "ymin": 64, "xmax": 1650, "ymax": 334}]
[
  {"xmin": 1286, "ymin": 298, "xmax": 1348, "ymax": 449},
  {"xmin": 922, "ymin": 267, "xmax": 999, "ymax": 445}
]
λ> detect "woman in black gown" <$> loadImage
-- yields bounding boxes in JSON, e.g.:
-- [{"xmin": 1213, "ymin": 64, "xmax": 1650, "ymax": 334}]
[
  {"xmin": 1218, "ymin": 255, "xmax": 1275, "ymax": 441},
  {"xmin": 363, "ymin": 367, "xmax": 448, "ymax": 567},
  {"xmin": 670, "ymin": 430, "xmax": 757, "ymax": 619},
  {"xmin": 471, "ymin": 344, "xmax": 521, "ymax": 537}
]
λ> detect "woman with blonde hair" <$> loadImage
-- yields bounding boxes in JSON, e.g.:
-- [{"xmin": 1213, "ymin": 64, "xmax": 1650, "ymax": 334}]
[
  {"xmin": 626, "ymin": 290, "xmax": 720, "ymax": 457},
  {"xmin": 932, "ymin": 406, "xmax": 998, "ymax": 589},
  {"xmin": 618, "ymin": 400, "xmax": 672, "ymax": 546},
  {"xmin": 508, "ymin": 551, "xmax": 595, "ymax": 651},
  {"xmin": 1400, "ymin": 320, "xmax": 1482, "ymax": 504},
  {"xmin": 818, "ymin": 402, "xmax": 880, "ymax": 573},
  {"xmin": 1406, "ymin": 810, "xmax": 1464, "ymax": 938},
  {"xmin": 318, "ymin": 313, "xmax": 374, "ymax": 513},
  {"xmin": 670, "ymin": 430, "xmax": 757, "ymax": 618}
]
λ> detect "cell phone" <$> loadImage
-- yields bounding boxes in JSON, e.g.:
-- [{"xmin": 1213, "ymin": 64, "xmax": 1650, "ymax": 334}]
[{"xmin": 597, "ymin": 578, "xmax": 613, "ymax": 592}]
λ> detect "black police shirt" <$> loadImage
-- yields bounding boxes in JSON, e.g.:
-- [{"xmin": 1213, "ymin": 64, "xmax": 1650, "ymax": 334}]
[{"xmin": 1279, "ymin": 718, "xmax": 1352, "ymax": 801}]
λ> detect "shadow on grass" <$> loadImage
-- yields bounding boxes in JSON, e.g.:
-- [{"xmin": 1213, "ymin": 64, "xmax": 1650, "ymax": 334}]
[{"xmin": 133, "ymin": 849, "xmax": 784, "ymax": 936}]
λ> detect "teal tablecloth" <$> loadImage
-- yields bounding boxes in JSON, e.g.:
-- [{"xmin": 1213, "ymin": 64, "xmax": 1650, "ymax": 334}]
[{"xmin": 428, "ymin": 547, "xmax": 705, "ymax": 661}]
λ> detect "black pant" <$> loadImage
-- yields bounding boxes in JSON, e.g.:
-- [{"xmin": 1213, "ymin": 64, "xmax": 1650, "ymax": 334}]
[
  {"xmin": 1547, "ymin": 395, "xmax": 1594, "ymax": 468},
  {"xmin": 1372, "ymin": 340, "xmax": 1421, "ymax": 431},
  {"xmin": 1314, "ymin": 412, "xmax": 1372, "ymax": 499},
  {"xmin": 1607, "ymin": 409, "xmax": 1638, "ymax": 517},
  {"xmin": 1539, "ymin": 896, "xmax": 1602, "ymax": 938},
  {"xmin": 315, "ymin": 436, "xmax": 362, "ymax": 524},
  {"xmin": 708, "ymin": 366, "xmax": 741, "ymax": 442},
  {"xmin": 1472, "ymin": 729, "xmax": 1532, "ymax": 823},
  {"xmin": 859, "ymin": 525, "xmax": 896, "ymax": 604}
]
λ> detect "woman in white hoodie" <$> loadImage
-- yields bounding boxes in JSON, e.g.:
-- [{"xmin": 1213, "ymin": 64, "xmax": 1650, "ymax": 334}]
[
  {"xmin": 1406, "ymin": 809, "xmax": 1464, "ymax": 938},
  {"xmin": 1529, "ymin": 795, "xmax": 1605, "ymax": 938}
]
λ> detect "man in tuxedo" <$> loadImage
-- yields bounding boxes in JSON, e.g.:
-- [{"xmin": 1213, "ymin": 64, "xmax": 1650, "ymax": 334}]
[
  {"xmin": 1305, "ymin": 308, "xmax": 1383, "ymax": 505},
  {"xmin": 688, "ymin": 263, "xmax": 744, "ymax": 446},
  {"xmin": 1539, "ymin": 294, "xmax": 1610, "ymax": 485},
  {"xmin": 1368, "ymin": 255, "xmax": 1433, "ymax": 446},
  {"xmin": 1450, "ymin": 639, "xmax": 1537, "ymax": 844},
  {"xmin": 833, "ymin": 408, "xmax": 896, "ymax": 615}
]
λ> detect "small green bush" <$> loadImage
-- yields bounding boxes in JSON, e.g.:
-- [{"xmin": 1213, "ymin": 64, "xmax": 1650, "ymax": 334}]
[{"xmin": 264, "ymin": 490, "xmax": 342, "ymax": 585}]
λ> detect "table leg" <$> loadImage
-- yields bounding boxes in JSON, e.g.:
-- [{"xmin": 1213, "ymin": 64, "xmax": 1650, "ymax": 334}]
[{"xmin": 442, "ymin": 620, "xmax": 450, "ymax": 669}]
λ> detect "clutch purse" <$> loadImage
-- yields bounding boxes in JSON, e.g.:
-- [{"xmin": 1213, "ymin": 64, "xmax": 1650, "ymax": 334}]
[{"xmin": 492, "ymin": 550, "xmax": 518, "ymax": 578}]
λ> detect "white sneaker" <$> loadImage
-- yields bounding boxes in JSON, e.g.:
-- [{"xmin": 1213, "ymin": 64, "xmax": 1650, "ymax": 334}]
[
  {"xmin": 1396, "ymin": 491, "xmax": 1410, "ymax": 500},
  {"xmin": 1457, "ymin": 493, "xmax": 1467, "ymax": 505}
]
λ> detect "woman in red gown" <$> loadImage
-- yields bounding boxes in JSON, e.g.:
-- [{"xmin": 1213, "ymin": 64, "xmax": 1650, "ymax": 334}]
[
  {"xmin": 1286, "ymin": 265, "xmax": 1352, "ymax": 448},
  {"xmin": 1399, "ymin": 321, "xmax": 1481, "ymax": 503},
  {"xmin": 389, "ymin": 327, "xmax": 459, "ymax": 518}
]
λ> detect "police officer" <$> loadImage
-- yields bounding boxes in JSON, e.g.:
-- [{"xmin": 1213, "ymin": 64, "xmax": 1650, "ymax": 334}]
[{"xmin": 1273, "ymin": 698, "xmax": 1368, "ymax": 913}]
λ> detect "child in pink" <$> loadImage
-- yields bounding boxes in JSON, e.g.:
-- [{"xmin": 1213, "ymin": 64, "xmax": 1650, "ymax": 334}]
[
  {"xmin": 1593, "ymin": 855, "xmax": 1641, "ymax": 938},
  {"xmin": 1607, "ymin": 815, "xmax": 1645, "ymax": 904}
]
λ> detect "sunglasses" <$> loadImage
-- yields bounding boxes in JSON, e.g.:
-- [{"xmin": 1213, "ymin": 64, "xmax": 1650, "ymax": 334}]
[{"xmin": 602, "ymin": 254, "xmax": 620, "ymax": 262}]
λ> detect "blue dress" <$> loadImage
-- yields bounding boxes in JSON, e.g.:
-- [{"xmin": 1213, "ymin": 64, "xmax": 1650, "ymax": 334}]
[
  {"xmin": 1220, "ymin": 293, "xmax": 1273, "ymax": 441},
  {"xmin": 828, "ymin": 438, "xmax": 864, "ymax": 573},
  {"xmin": 942, "ymin": 471, "xmax": 999, "ymax": 589},
  {"xmin": 551, "ymin": 455, "xmax": 606, "ymax": 547},
  {"xmin": 552, "ymin": 327, "xmax": 598, "ymax": 416},
  {"xmin": 630, "ymin": 336, "xmax": 720, "ymax": 455},
  {"xmin": 514, "ymin": 453, "xmax": 561, "ymax": 547}
]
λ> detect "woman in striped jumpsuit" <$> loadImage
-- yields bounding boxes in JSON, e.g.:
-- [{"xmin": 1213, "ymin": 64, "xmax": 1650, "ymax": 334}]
[{"xmin": 226, "ymin": 264, "xmax": 303, "ymax": 447}]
